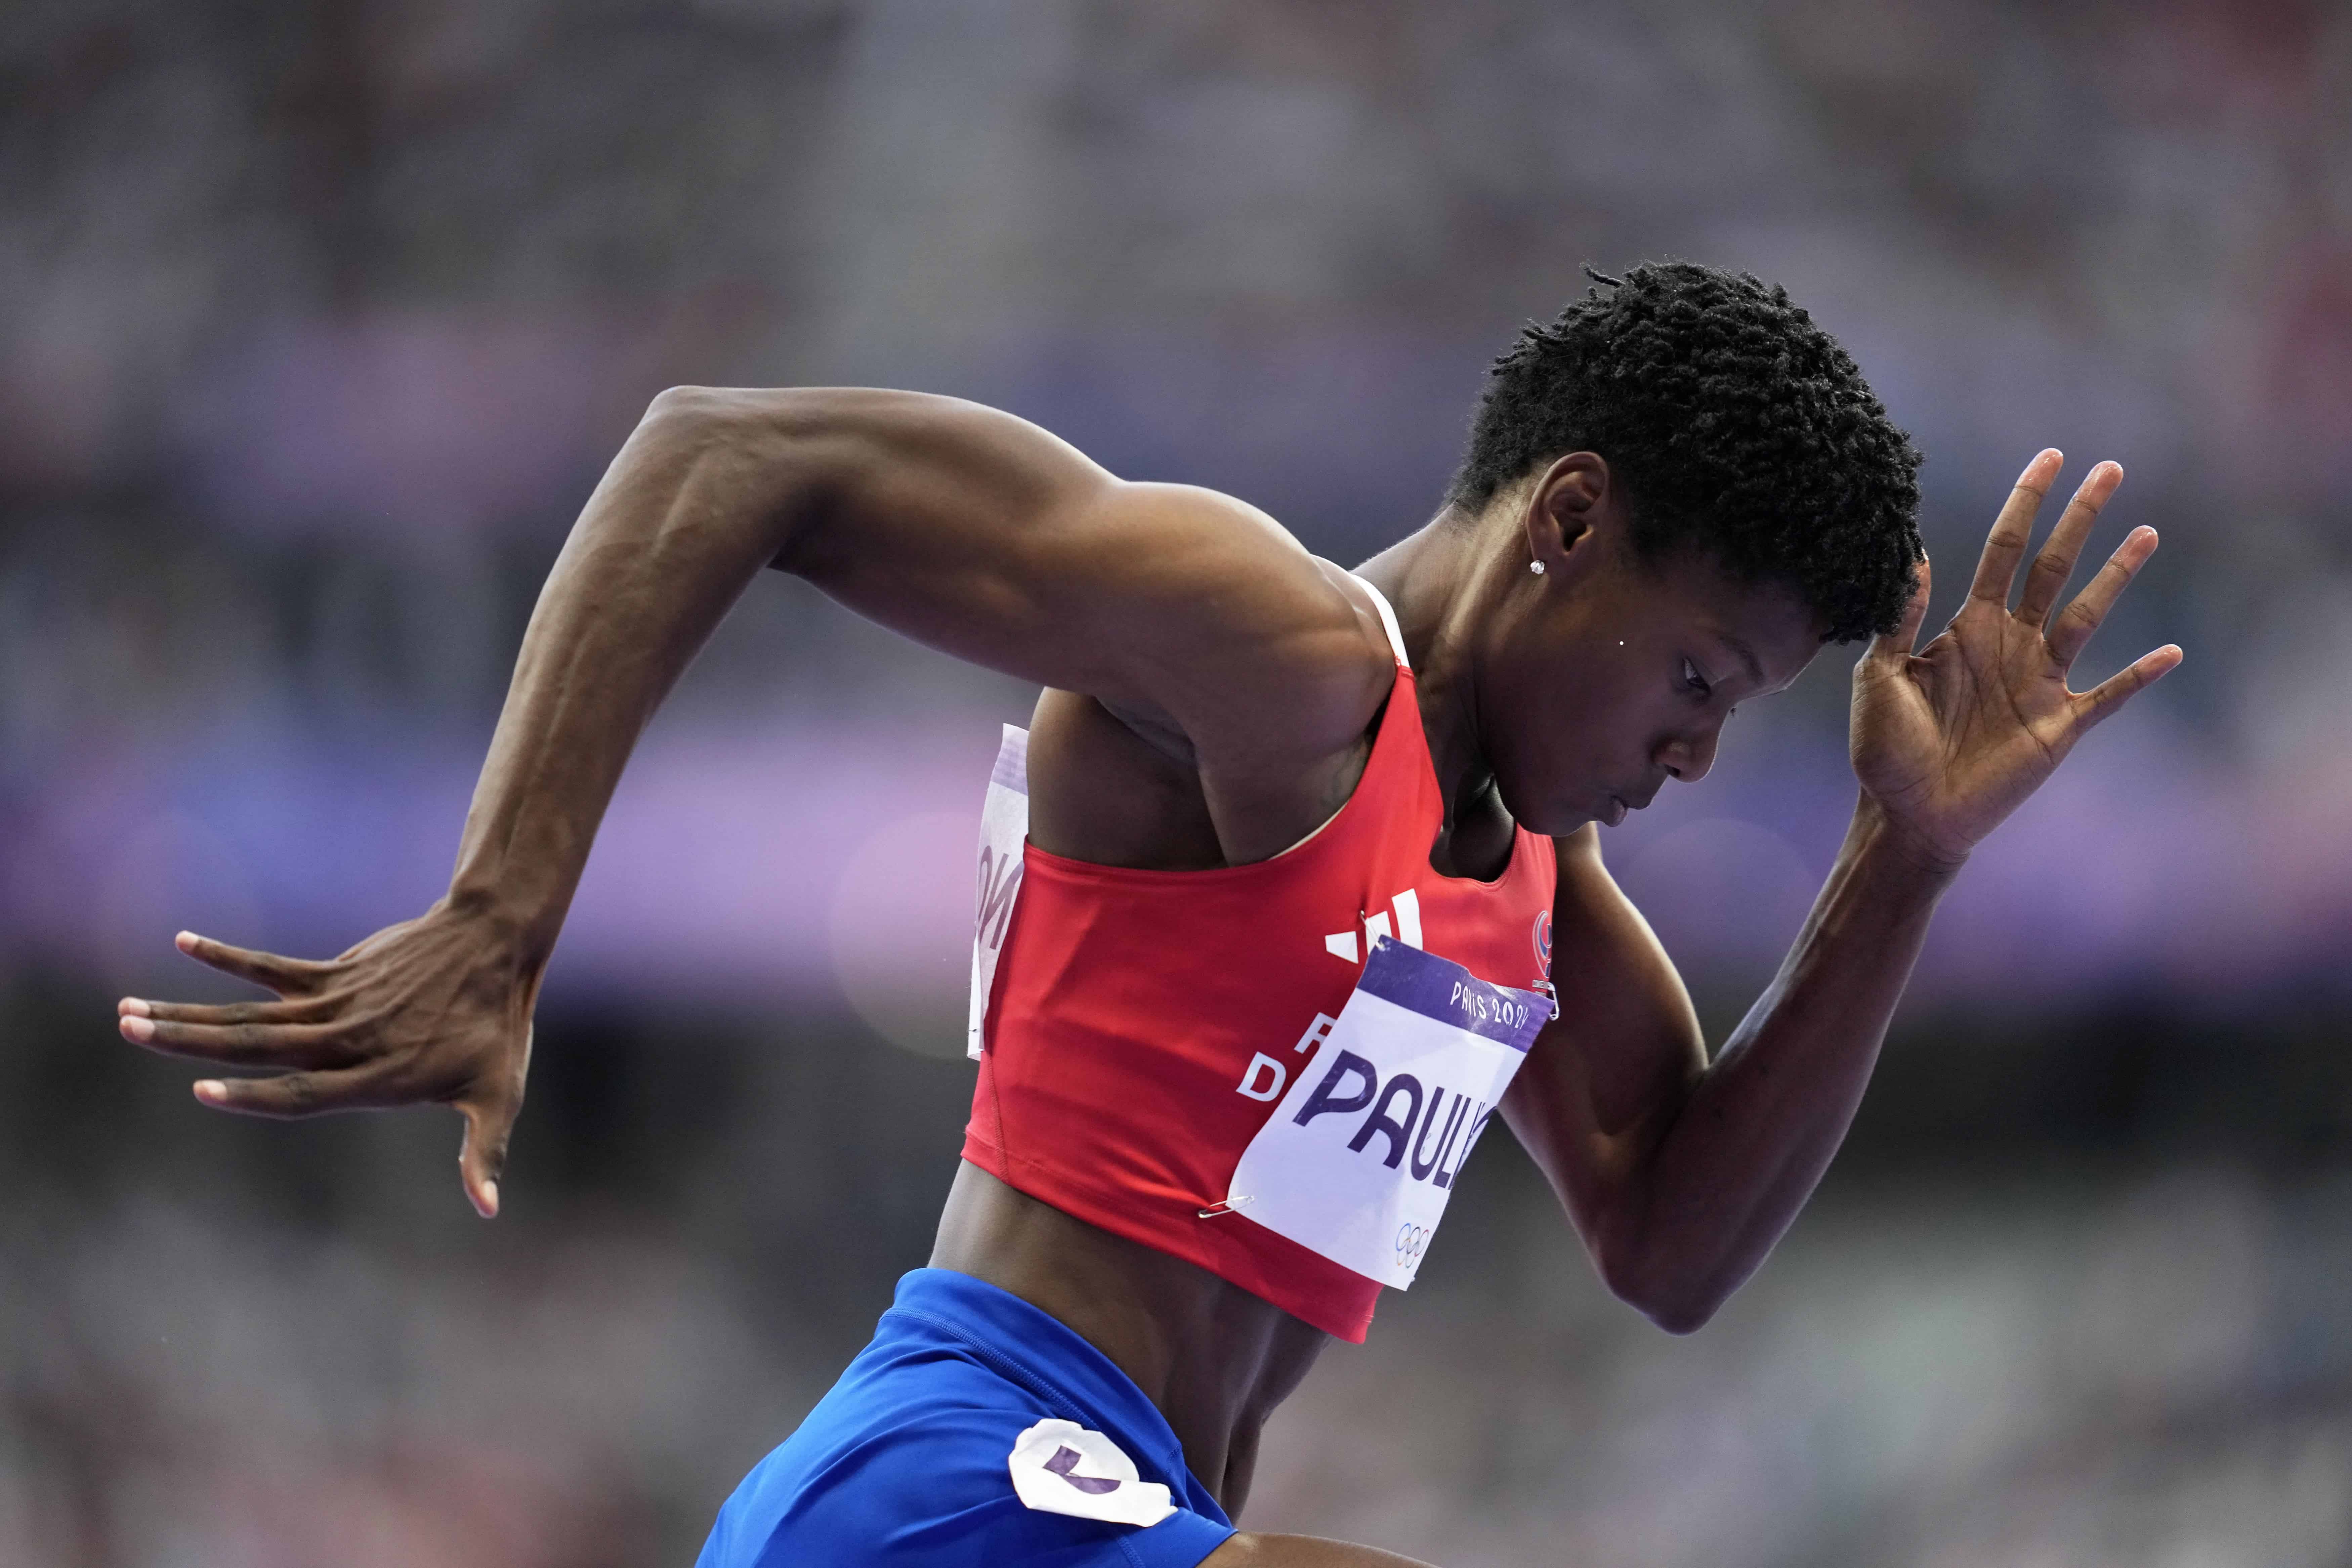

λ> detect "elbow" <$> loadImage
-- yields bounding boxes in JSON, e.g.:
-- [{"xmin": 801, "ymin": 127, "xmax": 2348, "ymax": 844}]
[
  {"xmin": 643, "ymin": 382, "xmax": 918, "ymax": 435},
  {"xmin": 1636, "ymin": 1294, "xmax": 1721, "ymax": 1337},
  {"xmin": 641, "ymin": 383, "xmax": 766, "ymax": 443},
  {"xmin": 1615, "ymin": 1275, "xmax": 1725, "ymax": 1337},
  {"xmin": 630, "ymin": 386, "xmax": 839, "ymax": 563},
  {"xmin": 641, "ymin": 382, "xmax": 829, "ymax": 440},
  {"xmin": 635, "ymin": 383, "xmax": 910, "ymax": 532},
  {"xmin": 1594, "ymin": 1238, "xmax": 1728, "ymax": 1337},
  {"xmin": 632, "ymin": 384, "xmax": 742, "ymax": 472},
  {"xmin": 644, "ymin": 383, "xmax": 715, "ymax": 420}
]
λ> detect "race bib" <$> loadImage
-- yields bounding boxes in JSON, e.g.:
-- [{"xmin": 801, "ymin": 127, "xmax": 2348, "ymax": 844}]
[
  {"xmin": 968, "ymin": 725, "xmax": 1031, "ymax": 1060},
  {"xmin": 1226, "ymin": 938, "xmax": 1546, "ymax": 1288}
]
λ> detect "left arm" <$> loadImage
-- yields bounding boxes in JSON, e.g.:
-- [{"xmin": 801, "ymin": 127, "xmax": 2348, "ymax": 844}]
[
  {"xmin": 1505, "ymin": 800, "xmax": 1955, "ymax": 1332},
  {"xmin": 1504, "ymin": 451, "xmax": 2182, "ymax": 1332}
]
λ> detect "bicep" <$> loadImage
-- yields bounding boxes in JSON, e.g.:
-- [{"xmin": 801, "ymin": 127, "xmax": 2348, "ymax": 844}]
[
  {"xmin": 713, "ymin": 386, "xmax": 1369, "ymax": 739},
  {"xmin": 1501, "ymin": 825, "xmax": 1706, "ymax": 1227}
]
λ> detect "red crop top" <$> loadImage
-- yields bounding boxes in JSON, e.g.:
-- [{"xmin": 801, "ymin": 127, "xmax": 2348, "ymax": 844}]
[{"xmin": 962, "ymin": 581, "xmax": 1557, "ymax": 1342}]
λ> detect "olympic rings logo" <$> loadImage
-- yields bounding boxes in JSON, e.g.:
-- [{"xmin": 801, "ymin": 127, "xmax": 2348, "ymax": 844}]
[{"xmin": 1394, "ymin": 1222, "xmax": 1432, "ymax": 1269}]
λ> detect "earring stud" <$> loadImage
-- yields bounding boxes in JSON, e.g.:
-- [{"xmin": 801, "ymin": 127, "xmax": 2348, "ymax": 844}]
[{"xmin": 1529, "ymin": 559, "xmax": 1546, "ymax": 576}]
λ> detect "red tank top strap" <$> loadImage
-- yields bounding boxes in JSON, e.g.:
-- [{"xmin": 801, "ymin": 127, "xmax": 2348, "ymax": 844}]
[{"xmin": 1349, "ymin": 573, "xmax": 1411, "ymax": 673}]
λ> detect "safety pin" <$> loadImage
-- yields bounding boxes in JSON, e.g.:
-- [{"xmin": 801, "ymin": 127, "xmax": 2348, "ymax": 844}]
[
  {"xmin": 1196, "ymin": 1194, "xmax": 1256, "ymax": 1219},
  {"xmin": 1535, "ymin": 979, "xmax": 1560, "ymax": 1021}
]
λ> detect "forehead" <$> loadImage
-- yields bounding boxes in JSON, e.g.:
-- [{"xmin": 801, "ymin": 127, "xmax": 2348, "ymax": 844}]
[{"xmin": 1633, "ymin": 551, "xmax": 1825, "ymax": 689}]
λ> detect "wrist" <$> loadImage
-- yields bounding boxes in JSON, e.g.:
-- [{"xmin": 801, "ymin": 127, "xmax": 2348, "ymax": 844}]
[
  {"xmin": 438, "ymin": 879, "xmax": 563, "ymax": 974},
  {"xmin": 1849, "ymin": 794, "xmax": 1970, "ymax": 887}
]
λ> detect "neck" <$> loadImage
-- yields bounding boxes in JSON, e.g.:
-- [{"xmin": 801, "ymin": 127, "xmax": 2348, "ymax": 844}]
[{"xmin": 1355, "ymin": 506, "xmax": 1503, "ymax": 844}]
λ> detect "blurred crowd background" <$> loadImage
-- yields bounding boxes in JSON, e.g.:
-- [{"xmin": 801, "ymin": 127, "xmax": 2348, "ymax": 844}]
[{"xmin": 5, "ymin": 1, "xmax": 2351, "ymax": 1563}]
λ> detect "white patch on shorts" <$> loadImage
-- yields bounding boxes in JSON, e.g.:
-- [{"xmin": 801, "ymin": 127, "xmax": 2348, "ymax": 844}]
[{"xmin": 1007, "ymin": 1417, "xmax": 1176, "ymax": 1527}]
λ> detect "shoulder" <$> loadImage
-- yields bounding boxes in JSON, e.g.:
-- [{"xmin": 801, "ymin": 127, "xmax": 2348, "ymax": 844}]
[
  {"xmin": 1077, "ymin": 494, "xmax": 1396, "ymax": 765},
  {"xmin": 1548, "ymin": 824, "xmax": 1628, "ymax": 927},
  {"xmin": 1079, "ymin": 484, "xmax": 1369, "ymax": 651}
]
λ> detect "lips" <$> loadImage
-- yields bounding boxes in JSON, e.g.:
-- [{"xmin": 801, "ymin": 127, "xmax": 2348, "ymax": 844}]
[{"xmin": 1601, "ymin": 785, "xmax": 1661, "ymax": 825}]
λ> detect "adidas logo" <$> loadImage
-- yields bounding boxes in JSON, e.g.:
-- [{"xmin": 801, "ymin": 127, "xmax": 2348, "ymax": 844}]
[{"xmin": 1324, "ymin": 889, "xmax": 1421, "ymax": 964}]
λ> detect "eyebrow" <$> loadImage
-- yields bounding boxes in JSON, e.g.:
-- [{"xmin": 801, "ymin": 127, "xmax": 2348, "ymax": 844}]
[{"xmin": 1718, "ymin": 633, "xmax": 1764, "ymax": 687}]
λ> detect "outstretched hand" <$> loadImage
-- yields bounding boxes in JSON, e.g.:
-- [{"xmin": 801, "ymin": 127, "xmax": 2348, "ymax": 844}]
[
  {"xmin": 1850, "ymin": 450, "xmax": 2183, "ymax": 868},
  {"xmin": 116, "ymin": 907, "xmax": 535, "ymax": 1217}
]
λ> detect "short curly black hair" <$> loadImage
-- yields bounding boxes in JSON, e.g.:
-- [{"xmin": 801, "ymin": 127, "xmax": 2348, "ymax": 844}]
[{"xmin": 1447, "ymin": 261, "xmax": 1924, "ymax": 642}]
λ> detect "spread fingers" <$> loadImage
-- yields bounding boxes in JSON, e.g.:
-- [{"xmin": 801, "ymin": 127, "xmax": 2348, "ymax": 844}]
[
  {"xmin": 2073, "ymin": 642, "xmax": 2185, "ymax": 732},
  {"xmin": 174, "ymin": 930, "xmax": 331, "ymax": 995},
  {"xmin": 1967, "ymin": 450, "xmax": 2062, "ymax": 608},
  {"xmin": 192, "ymin": 1064, "xmax": 401, "ymax": 1119},
  {"xmin": 2046, "ymin": 525, "xmax": 2160, "ymax": 671},
  {"xmin": 2014, "ymin": 461, "xmax": 2122, "ymax": 628},
  {"xmin": 118, "ymin": 1006, "xmax": 354, "ymax": 1068}
]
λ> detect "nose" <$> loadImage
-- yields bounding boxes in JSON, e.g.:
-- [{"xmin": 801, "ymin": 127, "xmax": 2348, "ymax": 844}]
[{"xmin": 1658, "ymin": 721, "xmax": 1722, "ymax": 785}]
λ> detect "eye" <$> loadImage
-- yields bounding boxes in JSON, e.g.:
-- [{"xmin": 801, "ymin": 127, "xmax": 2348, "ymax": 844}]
[{"xmin": 1679, "ymin": 656, "xmax": 1713, "ymax": 698}]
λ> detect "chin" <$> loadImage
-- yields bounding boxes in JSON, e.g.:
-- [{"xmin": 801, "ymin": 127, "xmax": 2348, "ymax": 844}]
[
  {"xmin": 1493, "ymin": 764, "xmax": 1608, "ymax": 837},
  {"xmin": 1504, "ymin": 791, "xmax": 1599, "ymax": 838}
]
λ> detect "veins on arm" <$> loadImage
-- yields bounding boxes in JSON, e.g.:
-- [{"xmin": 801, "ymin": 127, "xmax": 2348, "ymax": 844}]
[
  {"xmin": 1509, "ymin": 805, "xmax": 1955, "ymax": 1334},
  {"xmin": 1499, "ymin": 824, "xmax": 1717, "ymax": 1329}
]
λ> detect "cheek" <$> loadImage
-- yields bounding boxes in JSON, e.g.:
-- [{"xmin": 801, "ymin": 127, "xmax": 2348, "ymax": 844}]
[
  {"xmin": 1548, "ymin": 677, "xmax": 1651, "ymax": 747},
  {"xmin": 1563, "ymin": 689, "xmax": 1684, "ymax": 796},
  {"xmin": 1500, "ymin": 684, "xmax": 1631, "ymax": 798}
]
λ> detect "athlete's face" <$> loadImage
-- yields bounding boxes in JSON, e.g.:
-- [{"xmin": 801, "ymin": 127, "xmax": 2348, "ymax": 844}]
[{"xmin": 1480, "ymin": 457, "xmax": 1828, "ymax": 835}]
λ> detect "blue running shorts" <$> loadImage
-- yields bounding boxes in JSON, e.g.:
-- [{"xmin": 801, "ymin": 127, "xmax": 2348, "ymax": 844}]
[{"xmin": 698, "ymin": 1269, "xmax": 1238, "ymax": 1567}]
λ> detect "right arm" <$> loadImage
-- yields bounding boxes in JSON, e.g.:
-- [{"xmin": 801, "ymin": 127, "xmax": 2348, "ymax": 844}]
[{"xmin": 116, "ymin": 387, "xmax": 1389, "ymax": 1215}]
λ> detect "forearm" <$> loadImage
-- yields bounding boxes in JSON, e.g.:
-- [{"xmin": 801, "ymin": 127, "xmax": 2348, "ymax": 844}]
[
  {"xmin": 1608, "ymin": 796, "xmax": 1961, "ymax": 1326},
  {"xmin": 446, "ymin": 388, "xmax": 810, "ymax": 960}
]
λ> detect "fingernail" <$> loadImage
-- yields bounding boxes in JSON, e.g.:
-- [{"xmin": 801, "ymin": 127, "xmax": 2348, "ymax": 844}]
[
  {"xmin": 481, "ymin": 1180, "xmax": 500, "ymax": 1217},
  {"xmin": 121, "ymin": 1015, "xmax": 154, "ymax": 1043},
  {"xmin": 175, "ymin": 931, "xmax": 199, "ymax": 953},
  {"xmin": 118, "ymin": 998, "xmax": 150, "ymax": 1017},
  {"xmin": 194, "ymin": 1079, "xmax": 225, "ymax": 1104}
]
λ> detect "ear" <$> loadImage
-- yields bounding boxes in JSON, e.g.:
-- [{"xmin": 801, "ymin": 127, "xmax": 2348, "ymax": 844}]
[{"xmin": 1522, "ymin": 452, "xmax": 1612, "ymax": 578}]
